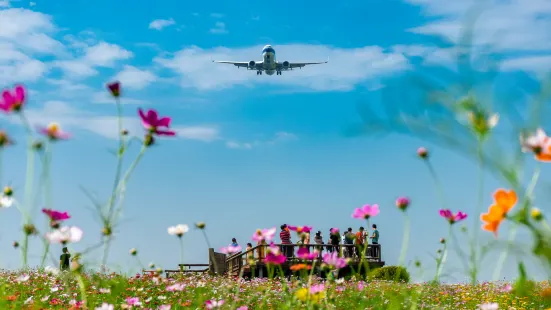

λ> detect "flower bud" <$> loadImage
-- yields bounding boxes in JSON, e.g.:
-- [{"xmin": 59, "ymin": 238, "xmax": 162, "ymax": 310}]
[
  {"xmin": 3, "ymin": 186, "xmax": 13, "ymax": 197},
  {"xmin": 12, "ymin": 241, "xmax": 19, "ymax": 248},
  {"xmin": 440, "ymin": 238, "xmax": 445, "ymax": 244},
  {"xmin": 417, "ymin": 147, "xmax": 428, "ymax": 159},
  {"xmin": 531, "ymin": 208, "xmax": 543, "ymax": 221},
  {"xmin": 149, "ymin": 262, "xmax": 155, "ymax": 269},
  {"xmin": 32, "ymin": 141, "xmax": 43, "ymax": 151},
  {"xmin": 414, "ymin": 260, "xmax": 421, "ymax": 267},
  {"xmin": 102, "ymin": 226, "xmax": 112, "ymax": 236},
  {"xmin": 195, "ymin": 222, "xmax": 206, "ymax": 229},
  {"xmin": 107, "ymin": 82, "xmax": 121, "ymax": 98},
  {"xmin": 23, "ymin": 224, "xmax": 37, "ymax": 236},
  {"xmin": 395, "ymin": 197, "xmax": 410, "ymax": 211},
  {"xmin": 144, "ymin": 134, "xmax": 155, "ymax": 147},
  {"xmin": 121, "ymin": 129, "xmax": 129, "ymax": 136},
  {"xmin": 50, "ymin": 221, "xmax": 60, "ymax": 229},
  {"xmin": 129, "ymin": 248, "xmax": 138, "ymax": 256}
]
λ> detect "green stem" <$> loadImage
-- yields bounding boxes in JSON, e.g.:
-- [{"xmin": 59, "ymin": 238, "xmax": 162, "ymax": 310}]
[
  {"xmin": 469, "ymin": 138, "xmax": 484, "ymax": 285},
  {"xmin": 201, "ymin": 230, "xmax": 212, "ymax": 249},
  {"xmin": 434, "ymin": 225, "xmax": 452, "ymax": 282},
  {"xmin": 106, "ymin": 97, "xmax": 126, "ymax": 223},
  {"xmin": 76, "ymin": 273, "xmax": 88, "ymax": 308},
  {"xmin": 179, "ymin": 236, "xmax": 184, "ymax": 264},
  {"xmin": 395, "ymin": 213, "xmax": 410, "ymax": 282},
  {"xmin": 101, "ymin": 146, "xmax": 146, "ymax": 266},
  {"xmin": 40, "ymin": 142, "xmax": 53, "ymax": 268},
  {"xmin": 19, "ymin": 113, "xmax": 34, "ymax": 268}
]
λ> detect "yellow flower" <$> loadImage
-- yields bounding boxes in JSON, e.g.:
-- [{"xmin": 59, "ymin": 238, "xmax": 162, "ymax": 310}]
[{"xmin": 295, "ymin": 288, "xmax": 308, "ymax": 301}]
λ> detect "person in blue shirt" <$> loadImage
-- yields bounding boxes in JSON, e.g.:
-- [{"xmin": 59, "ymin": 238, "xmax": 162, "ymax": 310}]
[
  {"xmin": 231, "ymin": 238, "xmax": 239, "ymax": 247},
  {"xmin": 369, "ymin": 224, "xmax": 380, "ymax": 259}
]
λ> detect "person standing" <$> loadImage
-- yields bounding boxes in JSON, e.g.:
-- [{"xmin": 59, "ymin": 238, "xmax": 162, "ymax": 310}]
[
  {"xmin": 369, "ymin": 224, "xmax": 380, "ymax": 258},
  {"xmin": 60, "ymin": 247, "xmax": 71, "ymax": 271},
  {"xmin": 355, "ymin": 227, "xmax": 365, "ymax": 259},
  {"xmin": 231, "ymin": 238, "xmax": 239, "ymax": 247},
  {"xmin": 314, "ymin": 231, "xmax": 324, "ymax": 258},
  {"xmin": 279, "ymin": 224, "xmax": 292, "ymax": 258}
]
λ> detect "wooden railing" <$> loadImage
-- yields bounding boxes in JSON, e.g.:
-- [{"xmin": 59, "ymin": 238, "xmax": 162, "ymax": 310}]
[{"xmin": 225, "ymin": 243, "xmax": 382, "ymax": 276}]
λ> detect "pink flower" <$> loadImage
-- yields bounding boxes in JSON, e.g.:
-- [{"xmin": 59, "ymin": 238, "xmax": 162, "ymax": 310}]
[
  {"xmin": 38, "ymin": 123, "xmax": 70, "ymax": 140},
  {"xmin": 42, "ymin": 209, "xmax": 70, "ymax": 222},
  {"xmin": 252, "ymin": 227, "xmax": 276, "ymax": 242},
  {"xmin": 352, "ymin": 204, "xmax": 380, "ymax": 219},
  {"xmin": 166, "ymin": 283, "xmax": 185, "ymax": 291},
  {"xmin": 322, "ymin": 252, "xmax": 348, "ymax": 269},
  {"xmin": 1, "ymin": 85, "xmax": 26, "ymax": 113},
  {"xmin": 309, "ymin": 284, "xmax": 325, "ymax": 294},
  {"xmin": 297, "ymin": 247, "xmax": 318, "ymax": 260},
  {"xmin": 236, "ymin": 307, "xmax": 248, "ymax": 310},
  {"xmin": 205, "ymin": 299, "xmax": 224, "ymax": 309},
  {"xmin": 138, "ymin": 108, "xmax": 176, "ymax": 136},
  {"xmin": 439, "ymin": 209, "xmax": 468, "ymax": 224},
  {"xmin": 220, "ymin": 244, "xmax": 242, "ymax": 254},
  {"xmin": 125, "ymin": 297, "xmax": 141, "ymax": 306},
  {"xmin": 395, "ymin": 197, "xmax": 410, "ymax": 211},
  {"xmin": 330, "ymin": 228, "xmax": 340, "ymax": 234},
  {"xmin": 265, "ymin": 243, "xmax": 286, "ymax": 265},
  {"xmin": 159, "ymin": 305, "xmax": 171, "ymax": 310},
  {"xmin": 288, "ymin": 225, "xmax": 313, "ymax": 233}
]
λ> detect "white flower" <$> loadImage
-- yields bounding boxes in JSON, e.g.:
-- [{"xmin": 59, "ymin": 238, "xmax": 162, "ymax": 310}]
[
  {"xmin": 520, "ymin": 128, "xmax": 551, "ymax": 153},
  {"xmin": 0, "ymin": 195, "xmax": 13, "ymax": 208},
  {"xmin": 16, "ymin": 274, "xmax": 29, "ymax": 282},
  {"xmin": 99, "ymin": 288, "xmax": 111, "ymax": 294},
  {"xmin": 24, "ymin": 296, "xmax": 33, "ymax": 304},
  {"xmin": 479, "ymin": 303, "xmax": 499, "ymax": 310},
  {"xmin": 44, "ymin": 266, "xmax": 60, "ymax": 276},
  {"xmin": 45, "ymin": 226, "xmax": 83, "ymax": 244},
  {"xmin": 95, "ymin": 303, "xmax": 114, "ymax": 310},
  {"xmin": 167, "ymin": 224, "xmax": 189, "ymax": 237},
  {"xmin": 41, "ymin": 295, "xmax": 50, "ymax": 302},
  {"xmin": 51, "ymin": 286, "xmax": 59, "ymax": 292}
]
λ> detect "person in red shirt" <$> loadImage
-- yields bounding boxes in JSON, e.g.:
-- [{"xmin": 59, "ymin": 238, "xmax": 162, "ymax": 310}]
[
  {"xmin": 355, "ymin": 227, "xmax": 365, "ymax": 259},
  {"xmin": 279, "ymin": 224, "xmax": 292, "ymax": 257}
]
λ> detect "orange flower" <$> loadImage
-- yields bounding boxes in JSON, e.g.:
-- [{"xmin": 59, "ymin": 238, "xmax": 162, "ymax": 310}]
[
  {"xmin": 480, "ymin": 189, "xmax": 517, "ymax": 237},
  {"xmin": 290, "ymin": 263, "xmax": 311, "ymax": 271}
]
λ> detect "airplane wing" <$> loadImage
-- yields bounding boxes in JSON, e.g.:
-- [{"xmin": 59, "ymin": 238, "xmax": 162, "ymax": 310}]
[
  {"xmin": 277, "ymin": 60, "xmax": 328, "ymax": 70},
  {"xmin": 213, "ymin": 61, "xmax": 263, "ymax": 70}
]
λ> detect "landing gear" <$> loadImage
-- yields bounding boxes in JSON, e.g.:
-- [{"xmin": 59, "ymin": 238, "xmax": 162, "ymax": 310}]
[
  {"xmin": 276, "ymin": 71, "xmax": 282, "ymax": 75},
  {"xmin": 256, "ymin": 71, "xmax": 262, "ymax": 75}
]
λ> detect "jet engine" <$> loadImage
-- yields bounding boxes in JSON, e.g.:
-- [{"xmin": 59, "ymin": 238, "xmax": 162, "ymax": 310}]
[
  {"xmin": 248, "ymin": 61, "xmax": 256, "ymax": 68},
  {"xmin": 282, "ymin": 61, "xmax": 290, "ymax": 68}
]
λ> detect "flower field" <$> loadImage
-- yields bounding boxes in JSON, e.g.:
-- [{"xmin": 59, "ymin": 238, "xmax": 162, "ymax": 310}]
[{"xmin": 0, "ymin": 271, "xmax": 550, "ymax": 309}]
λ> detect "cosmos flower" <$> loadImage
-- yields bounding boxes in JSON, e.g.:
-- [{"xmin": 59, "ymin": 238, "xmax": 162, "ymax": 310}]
[
  {"xmin": 439, "ymin": 209, "xmax": 468, "ymax": 224},
  {"xmin": 288, "ymin": 225, "xmax": 313, "ymax": 233},
  {"xmin": 45, "ymin": 226, "xmax": 83, "ymax": 244},
  {"xmin": 0, "ymin": 85, "xmax": 26, "ymax": 113},
  {"xmin": 220, "ymin": 244, "xmax": 242, "ymax": 254},
  {"xmin": 107, "ymin": 81, "xmax": 121, "ymax": 98},
  {"xmin": 138, "ymin": 108, "xmax": 176, "ymax": 136},
  {"xmin": 395, "ymin": 197, "xmax": 410, "ymax": 211},
  {"xmin": 205, "ymin": 299, "xmax": 224, "ymax": 309},
  {"xmin": 352, "ymin": 204, "xmax": 380, "ymax": 219},
  {"xmin": 42, "ymin": 208, "xmax": 71, "ymax": 222},
  {"xmin": 251, "ymin": 227, "xmax": 276, "ymax": 243},
  {"xmin": 167, "ymin": 224, "xmax": 189, "ymax": 237},
  {"xmin": 322, "ymin": 252, "xmax": 348, "ymax": 269},
  {"xmin": 38, "ymin": 123, "xmax": 70, "ymax": 140},
  {"xmin": 480, "ymin": 189, "xmax": 517, "ymax": 237},
  {"xmin": 520, "ymin": 128, "xmax": 551, "ymax": 162}
]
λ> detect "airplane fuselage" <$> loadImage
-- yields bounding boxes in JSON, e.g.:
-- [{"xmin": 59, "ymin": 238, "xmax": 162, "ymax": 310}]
[{"xmin": 262, "ymin": 45, "xmax": 276, "ymax": 75}]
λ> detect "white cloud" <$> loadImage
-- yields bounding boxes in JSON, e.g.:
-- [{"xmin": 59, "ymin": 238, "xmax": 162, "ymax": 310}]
[
  {"xmin": 0, "ymin": 1, "xmax": 10, "ymax": 8},
  {"xmin": 174, "ymin": 126, "xmax": 219, "ymax": 142},
  {"xmin": 91, "ymin": 91, "xmax": 147, "ymax": 105},
  {"xmin": 153, "ymin": 44, "xmax": 409, "ymax": 91},
  {"xmin": 501, "ymin": 55, "xmax": 551, "ymax": 74},
  {"xmin": 149, "ymin": 18, "xmax": 176, "ymax": 31},
  {"xmin": 225, "ymin": 131, "xmax": 298, "ymax": 150},
  {"xmin": 6, "ymin": 101, "xmax": 219, "ymax": 142},
  {"xmin": 113, "ymin": 65, "xmax": 157, "ymax": 90},
  {"xmin": 209, "ymin": 22, "xmax": 227, "ymax": 34},
  {"xmin": 84, "ymin": 42, "xmax": 133, "ymax": 67},
  {"xmin": 405, "ymin": 0, "xmax": 551, "ymax": 52}
]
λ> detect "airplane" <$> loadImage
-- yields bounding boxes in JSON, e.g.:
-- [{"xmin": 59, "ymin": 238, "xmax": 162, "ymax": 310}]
[{"xmin": 213, "ymin": 45, "xmax": 328, "ymax": 75}]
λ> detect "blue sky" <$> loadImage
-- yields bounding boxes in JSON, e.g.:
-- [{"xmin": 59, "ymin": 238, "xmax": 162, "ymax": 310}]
[{"xmin": 0, "ymin": 0, "xmax": 551, "ymax": 282}]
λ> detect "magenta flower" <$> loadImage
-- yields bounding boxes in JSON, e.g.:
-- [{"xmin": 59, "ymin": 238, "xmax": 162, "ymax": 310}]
[
  {"xmin": 439, "ymin": 209, "xmax": 468, "ymax": 224},
  {"xmin": 330, "ymin": 228, "xmax": 340, "ymax": 235},
  {"xmin": 236, "ymin": 307, "xmax": 248, "ymax": 310},
  {"xmin": 252, "ymin": 227, "xmax": 276, "ymax": 243},
  {"xmin": 352, "ymin": 204, "xmax": 380, "ymax": 219},
  {"xmin": 309, "ymin": 284, "xmax": 325, "ymax": 294},
  {"xmin": 42, "ymin": 208, "xmax": 70, "ymax": 221},
  {"xmin": 107, "ymin": 81, "xmax": 121, "ymax": 98},
  {"xmin": 0, "ymin": 85, "xmax": 26, "ymax": 113},
  {"xmin": 395, "ymin": 197, "xmax": 410, "ymax": 211},
  {"xmin": 38, "ymin": 123, "xmax": 70, "ymax": 141},
  {"xmin": 220, "ymin": 244, "xmax": 242, "ymax": 254},
  {"xmin": 265, "ymin": 243, "xmax": 286, "ymax": 265},
  {"xmin": 205, "ymin": 300, "xmax": 224, "ymax": 309},
  {"xmin": 138, "ymin": 108, "xmax": 176, "ymax": 136},
  {"xmin": 287, "ymin": 225, "xmax": 313, "ymax": 234},
  {"xmin": 297, "ymin": 247, "xmax": 318, "ymax": 260},
  {"xmin": 322, "ymin": 252, "xmax": 348, "ymax": 269}
]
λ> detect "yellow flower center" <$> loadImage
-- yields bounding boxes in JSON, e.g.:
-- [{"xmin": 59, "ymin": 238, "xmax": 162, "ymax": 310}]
[{"xmin": 48, "ymin": 122, "xmax": 60, "ymax": 134}]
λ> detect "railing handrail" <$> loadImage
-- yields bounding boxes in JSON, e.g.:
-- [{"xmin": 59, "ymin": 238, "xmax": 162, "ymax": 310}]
[{"xmin": 225, "ymin": 243, "xmax": 381, "ymax": 263}]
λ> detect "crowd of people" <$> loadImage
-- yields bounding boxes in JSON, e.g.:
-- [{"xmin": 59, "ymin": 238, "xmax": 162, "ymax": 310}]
[{"xmin": 231, "ymin": 224, "xmax": 380, "ymax": 262}]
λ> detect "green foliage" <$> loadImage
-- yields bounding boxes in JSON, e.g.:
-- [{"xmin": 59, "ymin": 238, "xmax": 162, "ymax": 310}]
[{"xmin": 370, "ymin": 266, "xmax": 410, "ymax": 283}]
